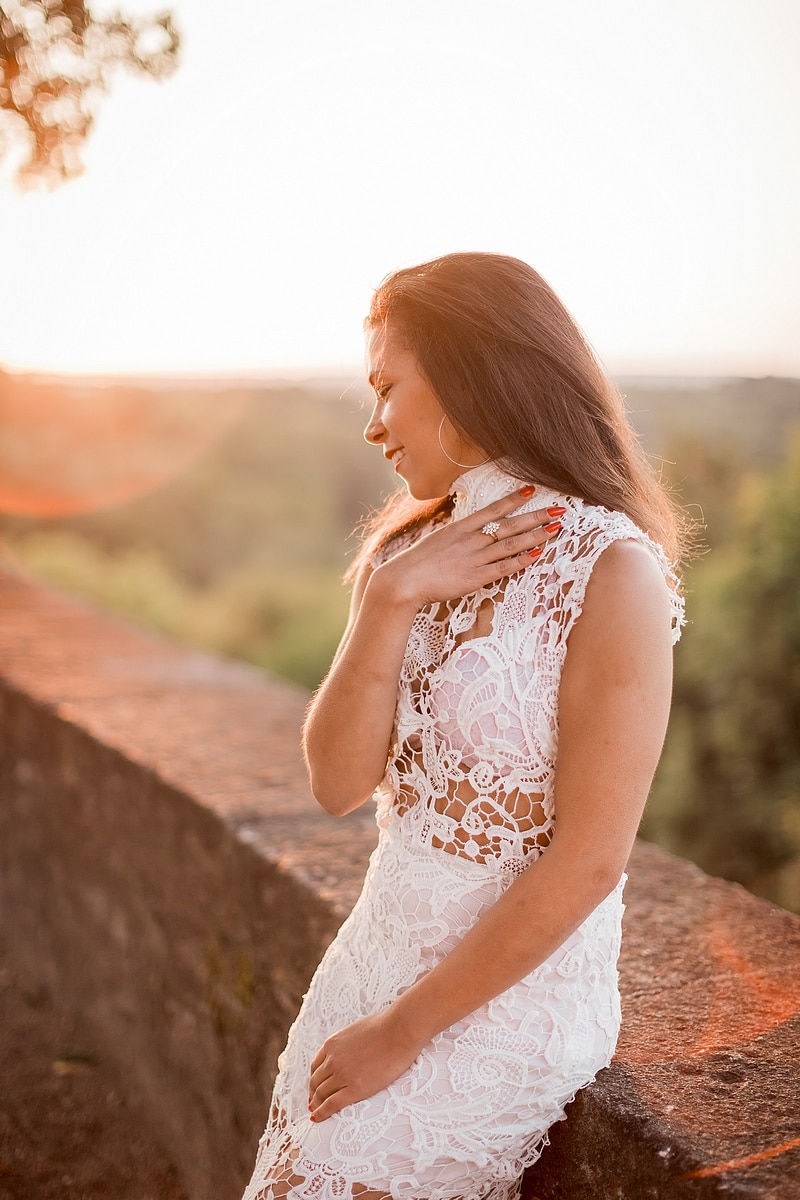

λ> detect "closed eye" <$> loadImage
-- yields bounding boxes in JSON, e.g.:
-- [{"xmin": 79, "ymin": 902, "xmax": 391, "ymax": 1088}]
[{"xmin": 367, "ymin": 366, "xmax": 392, "ymax": 400}]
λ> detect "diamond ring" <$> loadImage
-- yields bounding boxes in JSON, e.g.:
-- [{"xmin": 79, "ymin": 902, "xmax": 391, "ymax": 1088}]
[{"xmin": 481, "ymin": 521, "xmax": 501, "ymax": 542}]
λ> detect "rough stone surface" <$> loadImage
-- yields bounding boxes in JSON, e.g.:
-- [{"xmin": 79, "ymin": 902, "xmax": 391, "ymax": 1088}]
[
  {"xmin": 1, "ymin": 567, "xmax": 799, "ymax": 1200},
  {"xmin": 0, "ymin": 569, "xmax": 375, "ymax": 1200},
  {"xmin": 0, "ymin": 934, "xmax": 188, "ymax": 1200},
  {"xmin": 523, "ymin": 843, "xmax": 800, "ymax": 1199}
]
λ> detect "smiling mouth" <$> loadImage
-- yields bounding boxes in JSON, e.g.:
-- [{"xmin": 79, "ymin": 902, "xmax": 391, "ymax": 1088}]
[{"xmin": 387, "ymin": 447, "xmax": 406, "ymax": 469}]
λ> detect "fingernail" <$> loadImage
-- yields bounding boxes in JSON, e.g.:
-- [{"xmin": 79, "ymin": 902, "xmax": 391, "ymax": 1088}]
[
  {"xmin": 519, "ymin": 485, "xmax": 536, "ymax": 497},
  {"xmin": 545, "ymin": 521, "xmax": 562, "ymax": 534},
  {"xmin": 547, "ymin": 506, "xmax": 566, "ymax": 517},
  {"xmin": 529, "ymin": 547, "xmax": 543, "ymax": 558}
]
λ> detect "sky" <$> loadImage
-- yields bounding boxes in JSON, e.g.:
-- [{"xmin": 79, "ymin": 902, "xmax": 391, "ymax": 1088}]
[{"xmin": 1, "ymin": 0, "xmax": 799, "ymax": 378}]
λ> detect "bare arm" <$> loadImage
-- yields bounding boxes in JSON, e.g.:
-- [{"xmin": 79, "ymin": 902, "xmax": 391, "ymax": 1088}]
[
  {"xmin": 301, "ymin": 564, "xmax": 417, "ymax": 814},
  {"xmin": 308, "ymin": 538, "xmax": 675, "ymax": 1119},
  {"xmin": 302, "ymin": 487, "xmax": 560, "ymax": 815}
]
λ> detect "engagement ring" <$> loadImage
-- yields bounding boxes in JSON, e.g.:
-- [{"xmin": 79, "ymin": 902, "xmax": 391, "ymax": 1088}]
[{"xmin": 481, "ymin": 521, "xmax": 501, "ymax": 542}]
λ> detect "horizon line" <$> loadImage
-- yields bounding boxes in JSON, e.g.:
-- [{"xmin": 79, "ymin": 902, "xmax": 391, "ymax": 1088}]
[{"xmin": 4, "ymin": 363, "xmax": 800, "ymax": 387}]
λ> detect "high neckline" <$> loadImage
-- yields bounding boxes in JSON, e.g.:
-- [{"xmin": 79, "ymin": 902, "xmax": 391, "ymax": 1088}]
[
  {"xmin": 450, "ymin": 461, "xmax": 522, "ymax": 518},
  {"xmin": 450, "ymin": 460, "xmax": 568, "ymax": 521},
  {"xmin": 448, "ymin": 460, "xmax": 527, "ymax": 516}
]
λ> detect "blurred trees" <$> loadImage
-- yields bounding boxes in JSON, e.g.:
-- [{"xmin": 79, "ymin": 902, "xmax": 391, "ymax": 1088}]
[
  {"xmin": 0, "ymin": 0, "xmax": 178, "ymax": 185},
  {"xmin": 644, "ymin": 436, "xmax": 800, "ymax": 912},
  {"xmin": 1, "ymin": 379, "xmax": 392, "ymax": 689}
]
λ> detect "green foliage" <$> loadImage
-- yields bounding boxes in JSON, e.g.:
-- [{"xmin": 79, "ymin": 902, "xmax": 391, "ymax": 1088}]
[
  {"xmin": 7, "ymin": 528, "xmax": 192, "ymax": 632},
  {"xmin": 656, "ymin": 433, "xmax": 747, "ymax": 549},
  {"xmin": 7, "ymin": 527, "xmax": 351, "ymax": 691},
  {"xmin": 644, "ymin": 436, "xmax": 800, "ymax": 911},
  {"xmin": 3, "ymin": 382, "xmax": 391, "ymax": 690},
  {"xmin": 622, "ymin": 375, "xmax": 800, "ymax": 470}
]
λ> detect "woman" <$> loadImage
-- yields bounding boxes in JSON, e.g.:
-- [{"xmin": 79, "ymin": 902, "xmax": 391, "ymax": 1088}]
[{"xmin": 243, "ymin": 252, "xmax": 685, "ymax": 1200}]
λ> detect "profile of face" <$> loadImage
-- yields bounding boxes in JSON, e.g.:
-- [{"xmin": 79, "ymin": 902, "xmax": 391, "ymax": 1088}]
[{"xmin": 364, "ymin": 325, "xmax": 487, "ymax": 500}]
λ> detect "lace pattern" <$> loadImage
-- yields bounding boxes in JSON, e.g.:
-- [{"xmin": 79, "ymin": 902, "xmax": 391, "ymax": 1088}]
[
  {"xmin": 242, "ymin": 462, "xmax": 683, "ymax": 1200},
  {"xmin": 381, "ymin": 464, "xmax": 683, "ymax": 874}
]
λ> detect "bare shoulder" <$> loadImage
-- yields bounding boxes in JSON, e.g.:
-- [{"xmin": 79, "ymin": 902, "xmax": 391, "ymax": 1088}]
[
  {"xmin": 586, "ymin": 537, "xmax": 670, "ymax": 608},
  {"xmin": 570, "ymin": 538, "xmax": 673, "ymax": 662}
]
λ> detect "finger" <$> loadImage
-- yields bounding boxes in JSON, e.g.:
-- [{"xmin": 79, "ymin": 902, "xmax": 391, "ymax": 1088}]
[
  {"xmin": 310, "ymin": 1086, "xmax": 353, "ymax": 1123},
  {"xmin": 308, "ymin": 1052, "xmax": 330, "ymax": 1085},
  {"xmin": 471, "ymin": 494, "xmax": 567, "ymax": 541},
  {"xmin": 309, "ymin": 1073, "xmax": 344, "ymax": 1109},
  {"xmin": 479, "ymin": 538, "xmax": 556, "ymax": 585},
  {"xmin": 308, "ymin": 1067, "xmax": 336, "ymax": 1108},
  {"xmin": 497, "ymin": 505, "xmax": 566, "ymax": 538},
  {"xmin": 308, "ymin": 1059, "xmax": 336, "ymax": 1098},
  {"xmin": 478, "ymin": 518, "xmax": 563, "ymax": 564},
  {"xmin": 309, "ymin": 1046, "xmax": 328, "ymax": 1075},
  {"xmin": 501, "ymin": 546, "xmax": 547, "ymax": 575},
  {"xmin": 469, "ymin": 486, "xmax": 538, "ymax": 527}
]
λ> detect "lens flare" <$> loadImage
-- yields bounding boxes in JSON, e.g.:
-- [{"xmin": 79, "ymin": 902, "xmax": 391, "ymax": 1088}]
[{"xmin": 0, "ymin": 376, "xmax": 251, "ymax": 517}]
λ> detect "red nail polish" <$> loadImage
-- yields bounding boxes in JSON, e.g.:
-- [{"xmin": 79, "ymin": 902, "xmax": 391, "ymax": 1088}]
[
  {"xmin": 529, "ymin": 547, "xmax": 543, "ymax": 558},
  {"xmin": 544, "ymin": 521, "xmax": 562, "ymax": 534},
  {"xmin": 547, "ymin": 506, "xmax": 566, "ymax": 517},
  {"xmin": 519, "ymin": 485, "xmax": 536, "ymax": 497}
]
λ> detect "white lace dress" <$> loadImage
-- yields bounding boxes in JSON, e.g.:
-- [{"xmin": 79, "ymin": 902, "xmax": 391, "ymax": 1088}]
[{"xmin": 242, "ymin": 462, "xmax": 684, "ymax": 1200}]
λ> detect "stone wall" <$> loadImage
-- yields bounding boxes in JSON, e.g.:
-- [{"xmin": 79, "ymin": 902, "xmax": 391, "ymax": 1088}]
[{"xmin": 0, "ymin": 568, "xmax": 798, "ymax": 1199}]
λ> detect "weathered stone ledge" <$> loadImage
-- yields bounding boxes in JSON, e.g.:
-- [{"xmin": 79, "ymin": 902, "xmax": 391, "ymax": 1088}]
[{"xmin": 0, "ymin": 567, "xmax": 798, "ymax": 1200}]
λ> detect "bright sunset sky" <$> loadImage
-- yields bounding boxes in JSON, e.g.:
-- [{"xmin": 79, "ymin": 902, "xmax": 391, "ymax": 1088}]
[{"xmin": 2, "ymin": 0, "xmax": 798, "ymax": 378}]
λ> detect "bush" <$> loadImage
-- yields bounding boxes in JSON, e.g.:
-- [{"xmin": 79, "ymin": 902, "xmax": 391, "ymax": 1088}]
[{"xmin": 644, "ymin": 436, "xmax": 800, "ymax": 911}]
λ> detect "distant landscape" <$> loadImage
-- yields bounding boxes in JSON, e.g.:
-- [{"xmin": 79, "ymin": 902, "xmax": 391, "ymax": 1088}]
[{"xmin": 1, "ymin": 369, "xmax": 799, "ymax": 913}]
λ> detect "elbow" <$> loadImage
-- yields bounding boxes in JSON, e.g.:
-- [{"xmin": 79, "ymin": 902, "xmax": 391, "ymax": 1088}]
[
  {"xmin": 306, "ymin": 771, "xmax": 373, "ymax": 817},
  {"xmin": 549, "ymin": 834, "xmax": 626, "ymax": 910},
  {"xmin": 583, "ymin": 857, "xmax": 627, "ymax": 908},
  {"xmin": 302, "ymin": 728, "xmax": 385, "ymax": 816}
]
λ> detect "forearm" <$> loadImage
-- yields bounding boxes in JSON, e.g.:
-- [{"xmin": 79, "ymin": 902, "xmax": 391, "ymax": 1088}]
[
  {"xmin": 389, "ymin": 837, "xmax": 621, "ymax": 1047},
  {"xmin": 303, "ymin": 568, "xmax": 419, "ymax": 815}
]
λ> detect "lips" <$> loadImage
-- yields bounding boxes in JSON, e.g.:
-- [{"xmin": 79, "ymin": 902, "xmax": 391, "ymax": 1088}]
[{"xmin": 387, "ymin": 447, "xmax": 406, "ymax": 470}]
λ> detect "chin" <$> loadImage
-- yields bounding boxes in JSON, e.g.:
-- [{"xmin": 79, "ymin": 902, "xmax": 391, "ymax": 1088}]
[{"xmin": 401, "ymin": 465, "xmax": 460, "ymax": 502}]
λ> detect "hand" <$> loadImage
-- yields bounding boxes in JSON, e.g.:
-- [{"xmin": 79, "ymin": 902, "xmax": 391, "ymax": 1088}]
[
  {"xmin": 308, "ymin": 1009, "xmax": 425, "ymax": 1122},
  {"xmin": 375, "ymin": 486, "xmax": 565, "ymax": 609}
]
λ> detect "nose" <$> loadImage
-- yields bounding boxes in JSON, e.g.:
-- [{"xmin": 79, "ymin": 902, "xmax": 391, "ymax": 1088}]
[{"xmin": 364, "ymin": 399, "xmax": 386, "ymax": 446}]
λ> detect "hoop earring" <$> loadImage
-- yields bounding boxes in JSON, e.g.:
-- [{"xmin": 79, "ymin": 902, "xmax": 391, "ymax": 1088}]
[{"xmin": 437, "ymin": 416, "xmax": 490, "ymax": 469}]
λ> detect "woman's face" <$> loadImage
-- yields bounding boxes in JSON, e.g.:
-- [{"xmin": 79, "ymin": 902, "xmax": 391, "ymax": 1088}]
[{"xmin": 364, "ymin": 325, "xmax": 485, "ymax": 500}]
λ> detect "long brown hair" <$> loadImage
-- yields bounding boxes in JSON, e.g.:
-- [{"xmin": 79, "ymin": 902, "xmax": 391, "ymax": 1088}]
[{"xmin": 352, "ymin": 252, "xmax": 686, "ymax": 576}]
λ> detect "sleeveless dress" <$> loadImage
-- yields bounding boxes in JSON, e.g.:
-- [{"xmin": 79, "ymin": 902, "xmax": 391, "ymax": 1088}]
[{"xmin": 242, "ymin": 461, "xmax": 684, "ymax": 1200}]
